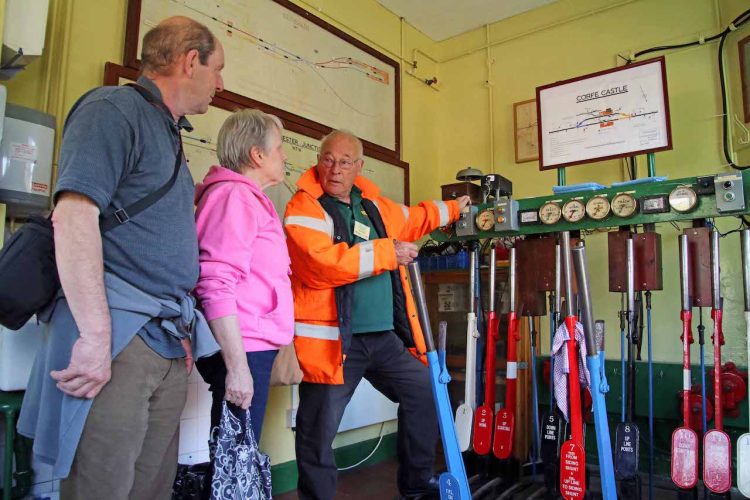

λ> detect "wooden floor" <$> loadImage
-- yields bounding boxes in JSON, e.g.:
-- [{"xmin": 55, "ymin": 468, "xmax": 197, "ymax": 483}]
[
  {"xmin": 275, "ymin": 459, "xmax": 403, "ymax": 500},
  {"xmin": 273, "ymin": 457, "xmax": 748, "ymax": 499}
]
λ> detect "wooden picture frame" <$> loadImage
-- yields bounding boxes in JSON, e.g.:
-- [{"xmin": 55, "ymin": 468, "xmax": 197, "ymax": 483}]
[
  {"xmin": 123, "ymin": 0, "xmax": 401, "ymax": 159},
  {"xmin": 536, "ymin": 57, "xmax": 672, "ymax": 171},
  {"xmin": 513, "ymin": 99, "xmax": 539, "ymax": 163},
  {"xmin": 103, "ymin": 63, "xmax": 409, "ymax": 204},
  {"xmin": 740, "ymin": 34, "xmax": 750, "ymax": 123}
]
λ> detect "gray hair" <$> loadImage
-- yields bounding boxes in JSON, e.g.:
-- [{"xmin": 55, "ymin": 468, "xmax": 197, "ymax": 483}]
[
  {"xmin": 320, "ymin": 129, "xmax": 363, "ymax": 159},
  {"xmin": 217, "ymin": 109, "xmax": 284, "ymax": 173},
  {"xmin": 141, "ymin": 16, "xmax": 216, "ymax": 75}
]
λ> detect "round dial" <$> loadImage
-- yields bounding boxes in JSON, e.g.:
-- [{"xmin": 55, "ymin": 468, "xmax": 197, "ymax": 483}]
[
  {"xmin": 611, "ymin": 193, "xmax": 638, "ymax": 218},
  {"xmin": 538, "ymin": 202, "xmax": 562, "ymax": 225},
  {"xmin": 475, "ymin": 209, "xmax": 495, "ymax": 231},
  {"xmin": 562, "ymin": 199, "xmax": 586, "ymax": 223},
  {"xmin": 669, "ymin": 186, "xmax": 698, "ymax": 213},
  {"xmin": 585, "ymin": 196, "xmax": 611, "ymax": 220}
]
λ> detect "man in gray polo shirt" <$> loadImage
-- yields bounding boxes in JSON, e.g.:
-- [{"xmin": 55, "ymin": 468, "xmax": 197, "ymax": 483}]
[{"xmin": 17, "ymin": 16, "xmax": 224, "ymax": 499}]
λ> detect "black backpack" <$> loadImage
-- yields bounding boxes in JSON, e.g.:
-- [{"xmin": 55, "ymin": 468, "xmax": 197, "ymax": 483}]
[{"xmin": 0, "ymin": 84, "xmax": 184, "ymax": 330}]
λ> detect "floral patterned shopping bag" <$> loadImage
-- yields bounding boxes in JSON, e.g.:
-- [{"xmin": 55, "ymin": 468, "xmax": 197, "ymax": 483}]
[{"xmin": 209, "ymin": 402, "xmax": 272, "ymax": 499}]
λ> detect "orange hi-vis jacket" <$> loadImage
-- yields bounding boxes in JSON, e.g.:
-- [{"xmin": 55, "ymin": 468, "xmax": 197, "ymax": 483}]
[{"xmin": 283, "ymin": 167, "xmax": 461, "ymax": 384}]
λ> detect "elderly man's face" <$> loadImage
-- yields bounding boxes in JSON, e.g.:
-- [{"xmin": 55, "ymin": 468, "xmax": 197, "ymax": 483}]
[
  {"xmin": 187, "ymin": 41, "xmax": 225, "ymax": 115},
  {"xmin": 316, "ymin": 135, "xmax": 363, "ymax": 202}
]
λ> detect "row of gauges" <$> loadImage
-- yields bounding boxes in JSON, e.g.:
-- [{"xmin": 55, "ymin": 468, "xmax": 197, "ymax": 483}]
[{"xmin": 535, "ymin": 185, "xmax": 698, "ymax": 225}]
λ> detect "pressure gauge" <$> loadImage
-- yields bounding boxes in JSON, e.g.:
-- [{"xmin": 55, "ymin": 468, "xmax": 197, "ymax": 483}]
[
  {"xmin": 669, "ymin": 185, "xmax": 698, "ymax": 213},
  {"xmin": 475, "ymin": 209, "xmax": 495, "ymax": 231},
  {"xmin": 562, "ymin": 199, "xmax": 586, "ymax": 223},
  {"xmin": 585, "ymin": 196, "xmax": 611, "ymax": 220},
  {"xmin": 611, "ymin": 192, "xmax": 638, "ymax": 218},
  {"xmin": 538, "ymin": 202, "xmax": 562, "ymax": 225}
]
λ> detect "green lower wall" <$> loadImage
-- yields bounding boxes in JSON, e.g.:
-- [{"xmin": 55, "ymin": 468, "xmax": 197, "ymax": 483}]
[{"xmin": 270, "ymin": 432, "xmax": 398, "ymax": 495}]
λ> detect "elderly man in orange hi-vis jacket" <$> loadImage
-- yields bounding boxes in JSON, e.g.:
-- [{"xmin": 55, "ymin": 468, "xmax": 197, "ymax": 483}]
[{"xmin": 284, "ymin": 129, "xmax": 470, "ymax": 500}]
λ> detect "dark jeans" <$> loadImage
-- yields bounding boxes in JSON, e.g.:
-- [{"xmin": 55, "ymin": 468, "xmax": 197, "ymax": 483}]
[
  {"xmin": 295, "ymin": 331, "xmax": 438, "ymax": 500},
  {"xmin": 196, "ymin": 349, "xmax": 278, "ymax": 438},
  {"xmin": 196, "ymin": 348, "xmax": 277, "ymax": 499}
]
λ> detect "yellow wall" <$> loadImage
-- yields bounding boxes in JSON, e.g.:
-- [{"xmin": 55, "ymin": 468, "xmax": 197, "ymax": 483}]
[
  {"xmin": 5, "ymin": 0, "xmax": 750, "ymax": 468},
  {"xmin": 428, "ymin": 0, "xmax": 750, "ymax": 369}
]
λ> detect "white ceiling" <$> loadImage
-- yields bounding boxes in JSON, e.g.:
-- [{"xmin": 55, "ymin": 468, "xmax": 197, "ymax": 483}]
[{"xmin": 377, "ymin": 0, "xmax": 559, "ymax": 41}]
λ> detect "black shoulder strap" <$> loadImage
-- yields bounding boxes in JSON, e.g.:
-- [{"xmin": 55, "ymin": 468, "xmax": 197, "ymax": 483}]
[
  {"xmin": 98, "ymin": 83, "xmax": 184, "ymax": 233},
  {"xmin": 316, "ymin": 194, "xmax": 354, "ymax": 353},
  {"xmin": 360, "ymin": 198, "xmax": 387, "ymax": 239},
  {"xmin": 318, "ymin": 194, "xmax": 350, "ymax": 245}
]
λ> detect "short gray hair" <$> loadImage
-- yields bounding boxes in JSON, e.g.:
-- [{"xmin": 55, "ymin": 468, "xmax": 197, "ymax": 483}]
[
  {"xmin": 217, "ymin": 109, "xmax": 284, "ymax": 172},
  {"xmin": 141, "ymin": 16, "xmax": 216, "ymax": 75},
  {"xmin": 320, "ymin": 129, "xmax": 363, "ymax": 159}
]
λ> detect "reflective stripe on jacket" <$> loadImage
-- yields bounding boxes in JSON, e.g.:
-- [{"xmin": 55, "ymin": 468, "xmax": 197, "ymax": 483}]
[{"xmin": 283, "ymin": 167, "xmax": 459, "ymax": 384}]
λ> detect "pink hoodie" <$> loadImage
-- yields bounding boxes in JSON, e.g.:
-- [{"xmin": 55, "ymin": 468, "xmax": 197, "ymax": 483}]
[{"xmin": 194, "ymin": 165, "xmax": 294, "ymax": 351}]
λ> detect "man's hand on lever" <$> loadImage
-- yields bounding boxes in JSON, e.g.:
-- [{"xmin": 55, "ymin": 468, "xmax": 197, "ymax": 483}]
[
  {"xmin": 456, "ymin": 195, "xmax": 471, "ymax": 210},
  {"xmin": 394, "ymin": 240, "xmax": 419, "ymax": 266}
]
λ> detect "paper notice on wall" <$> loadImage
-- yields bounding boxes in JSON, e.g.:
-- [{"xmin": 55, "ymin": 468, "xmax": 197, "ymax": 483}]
[
  {"xmin": 10, "ymin": 143, "xmax": 38, "ymax": 163},
  {"xmin": 10, "ymin": 142, "xmax": 37, "ymax": 162},
  {"xmin": 438, "ymin": 294, "xmax": 456, "ymax": 312},
  {"xmin": 438, "ymin": 284, "xmax": 467, "ymax": 312}
]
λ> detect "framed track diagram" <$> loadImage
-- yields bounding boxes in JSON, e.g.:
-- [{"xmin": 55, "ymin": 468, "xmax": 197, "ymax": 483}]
[
  {"xmin": 536, "ymin": 57, "xmax": 672, "ymax": 170},
  {"xmin": 125, "ymin": 0, "xmax": 401, "ymax": 158},
  {"xmin": 105, "ymin": 61, "xmax": 403, "ymax": 432},
  {"xmin": 104, "ymin": 63, "xmax": 408, "ymax": 214}
]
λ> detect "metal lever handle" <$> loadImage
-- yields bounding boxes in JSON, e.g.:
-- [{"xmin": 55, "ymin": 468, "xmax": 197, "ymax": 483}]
[
  {"xmin": 489, "ymin": 243, "xmax": 497, "ymax": 313},
  {"xmin": 572, "ymin": 242, "xmax": 597, "ymax": 355},
  {"xmin": 679, "ymin": 235, "xmax": 691, "ymax": 312},
  {"xmin": 711, "ymin": 230, "xmax": 721, "ymax": 309},
  {"xmin": 509, "ymin": 246, "xmax": 516, "ymax": 311},
  {"xmin": 407, "ymin": 262, "xmax": 435, "ymax": 353},
  {"xmin": 561, "ymin": 232, "xmax": 574, "ymax": 318},
  {"xmin": 742, "ymin": 230, "xmax": 750, "ymax": 312}
]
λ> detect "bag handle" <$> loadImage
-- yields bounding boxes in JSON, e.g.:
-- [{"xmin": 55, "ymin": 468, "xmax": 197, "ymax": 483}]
[{"xmin": 98, "ymin": 83, "xmax": 185, "ymax": 233}]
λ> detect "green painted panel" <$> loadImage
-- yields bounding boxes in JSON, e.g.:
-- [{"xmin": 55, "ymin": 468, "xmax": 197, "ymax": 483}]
[{"xmin": 432, "ymin": 169, "xmax": 750, "ymax": 241}]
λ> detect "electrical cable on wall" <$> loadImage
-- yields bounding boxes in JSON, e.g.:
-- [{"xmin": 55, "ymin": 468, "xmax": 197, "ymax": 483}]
[
  {"xmin": 336, "ymin": 422, "xmax": 387, "ymax": 471},
  {"xmin": 630, "ymin": 7, "xmax": 749, "ymax": 60},
  {"xmin": 622, "ymin": 8, "xmax": 750, "ymax": 170},
  {"xmin": 290, "ymin": 421, "xmax": 387, "ymax": 472},
  {"xmin": 718, "ymin": 9, "xmax": 750, "ymax": 169}
]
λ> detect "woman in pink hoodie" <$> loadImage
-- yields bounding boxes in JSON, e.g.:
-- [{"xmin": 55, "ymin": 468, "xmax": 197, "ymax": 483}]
[{"xmin": 194, "ymin": 109, "xmax": 293, "ymax": 442}]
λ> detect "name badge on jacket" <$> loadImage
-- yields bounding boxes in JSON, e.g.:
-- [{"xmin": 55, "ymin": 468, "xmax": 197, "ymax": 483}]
[{"xmin": 353, "ymin": 220, "xmax": 371, "ymax": 240}]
